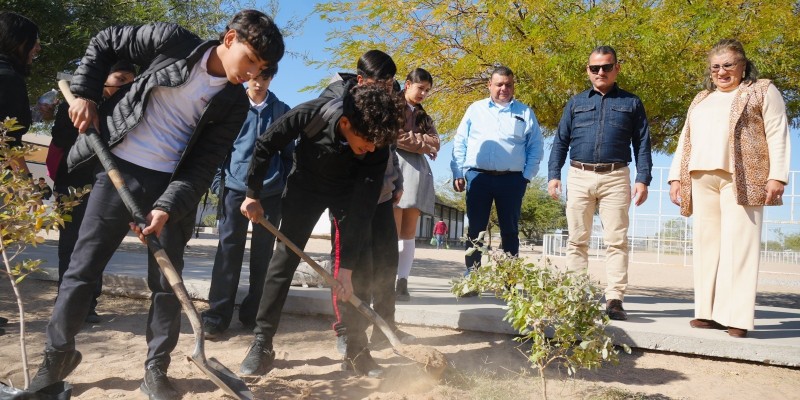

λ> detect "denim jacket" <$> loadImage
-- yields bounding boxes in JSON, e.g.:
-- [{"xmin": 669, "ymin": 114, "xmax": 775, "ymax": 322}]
[{"xmin": 548, "ymin": 84, "xmax": 652, "ymax": 185}]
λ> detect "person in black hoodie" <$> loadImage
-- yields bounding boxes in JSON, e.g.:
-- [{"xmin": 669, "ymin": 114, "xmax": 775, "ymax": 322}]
[
  {"xmin": 28, "ymin": 10, "xmax": 284, "ymax": 399},
  {"xmin": 0, "ymin": 11, "xmax": 40, "ymax": 178},
  {"xmin": 0, "ymin": 11, "xmax": 40, "ymax": 338},
  {"xmin": 238, "ymin": 83, "xmax": 403, "ymax": 378}
]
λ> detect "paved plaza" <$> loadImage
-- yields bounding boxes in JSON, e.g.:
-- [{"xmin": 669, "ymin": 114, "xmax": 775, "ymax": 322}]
[{"xmin": 23, "ymin": 231, "xmax": 800, "ymax": 367}]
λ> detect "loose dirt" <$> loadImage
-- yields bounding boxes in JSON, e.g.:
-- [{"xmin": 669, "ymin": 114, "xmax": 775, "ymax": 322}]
[{"xmin": 1, "ymin": 278, "xmax": 798, "ymax": 399}]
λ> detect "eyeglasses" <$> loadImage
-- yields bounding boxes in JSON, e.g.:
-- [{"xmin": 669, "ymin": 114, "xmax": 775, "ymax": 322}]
[
  {"xmin": 710, "ymin": 62, "xmax": 738, "ymax": 73},
  {"xmin": 587, "ymin": 63, "xmax": 615, "ymax": 74}
]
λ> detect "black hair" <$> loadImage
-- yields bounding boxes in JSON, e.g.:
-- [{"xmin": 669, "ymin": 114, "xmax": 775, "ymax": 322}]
[
  {"xmin": 590, "ymin": 45, "xmax": 618, "ymax": 63},
  {"xmin": 0, "ymin": 11, "xmax": 39, "ymax": 76},
  {"xmin": 405, "ymin": 67, "xmax": 433, "ymax": 86},
  {"xmin": 704, "ymin": 38, "xmax": 759, "ymax": 91},
  {"xmin": 260, "ymin": 63, "xmax": 278, "ymax": 79},
  {"xmin": 221, "ymin": 10, "xmax": 285, "ymax": 68},
  {"xmin": 400, "ymin": 68, "xmax": 435, "ymax": 132},
  {"xmin": 342, "ymin": 84, "xmax": 403, "ymax": 147},
  {"xmin": 356, "ymin": 50, "xmax": 396, "ymax": 81},
  {"xmin": 109, "ymin": 59, "xmax": 136, "ymax": 75},
  {"xmin": 490, "ymin": 65, "xmax": 514, "ymax": 78}
]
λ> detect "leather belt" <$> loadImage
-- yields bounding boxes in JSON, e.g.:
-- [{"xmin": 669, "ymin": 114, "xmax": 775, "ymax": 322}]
[
  {"xmin": 471, "ymin": 168, "xmax": 518, "ymax": 176},
  {"xmin": 570, "ymin": 160, "xmax": 627, "ymax": 173}
]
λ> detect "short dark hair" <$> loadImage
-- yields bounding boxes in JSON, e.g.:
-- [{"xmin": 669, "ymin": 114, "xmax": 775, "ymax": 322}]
[
  {"xmin": 405, "ymin": 68, "xmax": 433, "ymax": 86},
  {"xmin": 490, "ymin": 65, "xmax": 514, "ymax": 79},
  {"xmin": 343, "ymin": 84, "xmax": 402, "ymax": 147},
  {"xmin": 704, "ymin": 38, "xmax": 759, "ymax": 91},
  {"xmin": 109, "ymin": 60, "xmax": 136, "ymax": 75},
  {"xmin": 221, "ymin": 10, "xmax": 285, "ymax": 68},
  {"xmin": 590, "ymin": 45, "xmax": 618, "ymax": 63},
  {"xmin": 260, "ymin": 63, "xmax": 278, "ymax": 79},
  {"xmin": 0, "ymin": 11, "xmax": 39, "ymax": 75},
  {"xmin": 357, "ymin": 50, "xmax": 396, "ymax": 81}
]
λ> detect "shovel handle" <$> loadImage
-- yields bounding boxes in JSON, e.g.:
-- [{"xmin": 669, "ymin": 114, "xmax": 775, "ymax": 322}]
[
  {"xmin": 256, "ymin": 217, "xmax": 402, "ymax": 348},
  {"xmin": 57, "ymin": 80, "xmax": 207, "ymax": 359}
]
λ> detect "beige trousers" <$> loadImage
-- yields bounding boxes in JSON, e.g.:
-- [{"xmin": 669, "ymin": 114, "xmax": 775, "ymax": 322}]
[
  {"xmin": 565, "ymin": 166, "xmax": 631, "ymax": 300},
  {"xmin": 690, "ymin": 170, "xmax": 762, "ymax": 330}
]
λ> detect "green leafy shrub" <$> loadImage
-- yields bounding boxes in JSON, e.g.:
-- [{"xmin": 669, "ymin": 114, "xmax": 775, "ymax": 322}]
[
  {"xmin": 452, "ymin": 233, "xmax": 630, "ymax": 399},
  {"xmin": 1, "ymin": 117, "xmax": 88, "ymax": 390}
]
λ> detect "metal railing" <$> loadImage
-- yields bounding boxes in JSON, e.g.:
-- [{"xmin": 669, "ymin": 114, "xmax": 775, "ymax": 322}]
[{"xmin": 542, "ymin": 167, "xmax": 800, "ymax": 266}]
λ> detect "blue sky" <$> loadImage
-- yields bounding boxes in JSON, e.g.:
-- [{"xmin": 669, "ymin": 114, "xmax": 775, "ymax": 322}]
[{"xmin": 267, "ymin": 2, "xmax": 800, "ymax": 234}]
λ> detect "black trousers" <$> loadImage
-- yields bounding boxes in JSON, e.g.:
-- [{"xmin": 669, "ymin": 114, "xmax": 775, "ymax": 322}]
[
  {"xmin": 254, "ymin": 180, "xmax": 372, "ymax": 349},
  {"xmin": 56, "ymin": 170, "xmax": 101, "ymax": 314},
  {"xmin": 204, "ymin": 188, "xmax": 281, "ymax": 330},
  {"xmin": 46, "ymin": 157, "xmax": 195, "ymax": 367},
  {"xmin": 331, "ymin": 200, "xmax": 398, "ymax": 340}
]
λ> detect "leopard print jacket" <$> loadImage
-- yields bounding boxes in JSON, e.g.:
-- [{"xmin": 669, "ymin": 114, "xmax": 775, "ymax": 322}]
[{"xmin": 678, "ymin": 79, "xmax": 782, "ymax": 217}]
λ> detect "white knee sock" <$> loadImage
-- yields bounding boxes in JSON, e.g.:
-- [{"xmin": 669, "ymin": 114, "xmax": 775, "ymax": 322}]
[{"xmin": 397, "ymin": 239, "xmax": 415, "ymax": 279}]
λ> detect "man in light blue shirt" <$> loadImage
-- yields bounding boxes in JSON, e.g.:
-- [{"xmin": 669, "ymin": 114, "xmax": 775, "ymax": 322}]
[{"xmin": 450, "ymin": 66, "xmax": 544, "ymax": 292}]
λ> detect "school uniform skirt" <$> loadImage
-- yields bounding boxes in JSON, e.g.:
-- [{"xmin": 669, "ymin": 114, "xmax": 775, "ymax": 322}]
[{"xmin": 396, "ymin": 149, "xmax": 435, "ymax": 215}]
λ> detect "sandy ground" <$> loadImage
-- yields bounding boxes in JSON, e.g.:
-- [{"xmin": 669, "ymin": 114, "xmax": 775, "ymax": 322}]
[{"xmin": 1, "ymin": 278, "xmax": 799, "ymax": 400}]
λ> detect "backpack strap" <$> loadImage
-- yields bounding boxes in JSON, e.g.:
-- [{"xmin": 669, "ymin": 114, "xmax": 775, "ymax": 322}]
[{"xmin": 303, "ymin": 97, "xmax": 343, "ymax": 138}]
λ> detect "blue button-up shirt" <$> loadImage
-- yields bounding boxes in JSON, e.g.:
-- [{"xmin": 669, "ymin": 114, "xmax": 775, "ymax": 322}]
[
  {"xmin": 548, "ymin": 84, "xmax": 653, "ymax": 185},
  {"xmin": 450, "ymin": 98, "xmax": 544, "ymax": 180}
]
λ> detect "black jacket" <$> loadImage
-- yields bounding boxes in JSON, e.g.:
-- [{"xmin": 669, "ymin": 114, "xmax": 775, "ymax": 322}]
[
  {"xmin": 246, "ymin": 95, "xmax": 389, "ymax": 271},
  {"xmin": 67, "ymin": 22, "xmax": 248, "ymax": 221},
  {"xmin": 0, "ymin": 55, "xmax": 31, "ymax": 148}
]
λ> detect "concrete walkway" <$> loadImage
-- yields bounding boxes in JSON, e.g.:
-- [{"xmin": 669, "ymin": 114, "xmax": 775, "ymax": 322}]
[{"xmin": 24, "ymin": 232, "xmax": 800, "ymax": 367}]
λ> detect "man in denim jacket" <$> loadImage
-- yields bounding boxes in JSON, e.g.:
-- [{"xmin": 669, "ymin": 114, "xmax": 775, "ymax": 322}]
[{"xmin": 547, "ymin": 45, "xmax": 653, "ymax": 321}]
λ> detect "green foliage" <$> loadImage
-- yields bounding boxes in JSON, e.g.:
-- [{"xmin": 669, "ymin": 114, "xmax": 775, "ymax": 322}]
[
  {"xmin": 313, "ymin": 1, "xmax": 800, "ymax": 152},
  {"xmin": 519, "ymin": 177, "xmax": 566, "ymax": 241},
  {"xmin": 659, "ymin": 217, "xmax": 689, "ymax": 240},
  {"xmin": 437, "ymin": 177, "xmax": 566, "ymax": 242},
  {"xmin": 783, "ymin": 232, "xmax": 800, "ymax": 251},
  {"xmin": 1, "ymin": 116, "xmax": 88, "ymax": 388},
  {"xmin": 451, "ymin": 242, "xmax": 629, "ymax": 399},
  {"xmin": 201, "ymin": 214, "xmax": 217, "ymax": 228}
]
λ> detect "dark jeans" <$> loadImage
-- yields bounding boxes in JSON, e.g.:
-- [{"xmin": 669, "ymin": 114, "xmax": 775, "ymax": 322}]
[
  {"xmin": 463, "ymin": 170, "xmax": 528, "ymax": 273},
  {"xmin": 331, "ymin": 200, "xmax": 399, "ymax": 341},
  {"xmin": 254, "ymin": 181, "xmax": 372, "ymax": 349},
  {"xmin": 46, "ymin": 157, "xmax": 196, "ymax": 366},
  {"xmin": 203, "ymin": 188, "xmax": 281, "ymax": 330}
]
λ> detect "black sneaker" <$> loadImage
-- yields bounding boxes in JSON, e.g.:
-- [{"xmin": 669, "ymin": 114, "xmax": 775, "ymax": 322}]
[
  {"xmin": 0, "ymin": 316, "xmax": 8, "ymax": 326},
  {"xmin": 606, "ymin": 299, "xmax": 628, "ymax": 321},
  {"xmin": 203, "ymin": 320, "xmax": 223, "ymax": 340},
  {"xmin": 28, "ymin": 349, "xmax": 82, "ymax": 392},
  {"xmin": 140, "ymin": 359, "xmax": 178, "ymax": 400},
  {"xmin": 239, "ymin": 335, "xmax": 275, "ymax": 376},
  {"xmin": 370, "ymin": 327, "xmax": 416, "ymax": 348},
  {"xmin": 342, "ymin": 348, "xmax": 384, "ymax": 378},
  {"xmin": 395, "ymin": 278, "xmax": 410, "ymax": 302},
  {"xmin": 85, "ymin": 311, "xmax": 101, "ymax": 324}
]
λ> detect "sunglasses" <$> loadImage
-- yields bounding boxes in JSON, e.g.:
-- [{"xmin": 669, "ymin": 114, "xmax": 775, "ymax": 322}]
[{"xmin": 587, "ymin": 63, "xmax": 615, "ymax": 74}]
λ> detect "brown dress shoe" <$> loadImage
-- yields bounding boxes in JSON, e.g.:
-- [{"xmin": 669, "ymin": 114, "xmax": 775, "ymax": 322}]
[
  {"xmin": 689, "ymin": 319, "xmax": 726, "ymax": 330},
  {"xmin": 727, "ymin": 327, "xmax": 748, "ymax": 338}
]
